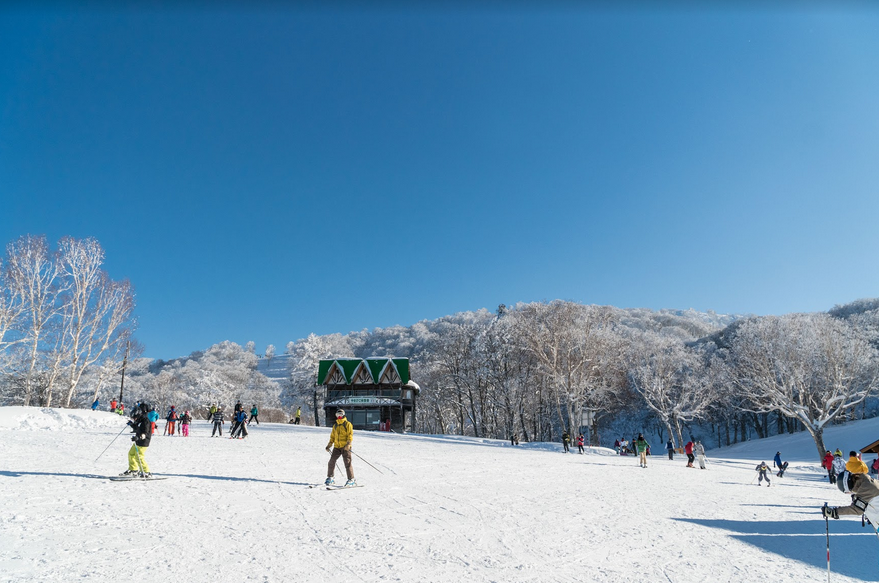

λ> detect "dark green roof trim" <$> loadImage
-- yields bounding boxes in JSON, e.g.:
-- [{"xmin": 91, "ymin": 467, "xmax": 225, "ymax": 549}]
[{"xmin": 317, "ymin": 357, "xmax": 409, "ymax": 385}]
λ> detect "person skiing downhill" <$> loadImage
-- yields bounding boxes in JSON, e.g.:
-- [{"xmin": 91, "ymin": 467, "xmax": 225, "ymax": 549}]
[
  {"xmin": 822, "ymin": 470, "xmax": 879, "ymax": 523},
  {"xmin": 755, "ymin": 461, "xmax": 771, "ymax": 486},
  {"xmin": 121, "ymin": 403, "xmax": 153, "ymax": 477},
  {"xmin": 773, "ymin": 451, "xmax": 788, "ymax": 477},
  {"xmin": 325, "ymin": 409, "xmax": 355, "ymax": 487}
]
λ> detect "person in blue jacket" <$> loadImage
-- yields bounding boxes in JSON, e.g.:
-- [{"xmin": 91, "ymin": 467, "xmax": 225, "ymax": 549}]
[
  {"xmin": 231, "ymin": 408, "xmax": 249, "ymax": 439},
  {"xmin": 91, "ymin": 398, "xmax": 99, "ymax": 411}
]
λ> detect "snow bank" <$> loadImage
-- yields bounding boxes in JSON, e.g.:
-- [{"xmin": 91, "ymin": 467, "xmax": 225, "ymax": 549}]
[{"xmin": 0, "ymin": 406, "xmax": 127, "ymax": 431}]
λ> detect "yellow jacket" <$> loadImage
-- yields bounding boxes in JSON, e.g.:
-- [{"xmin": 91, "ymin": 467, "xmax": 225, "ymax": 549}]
[
  {"xmin": 328, "ymin": 418, "xmax": 353, "ymax": 449},
  {"xmin": 847, "ymin": 456, "xmax": 869, "ymax": 474}
]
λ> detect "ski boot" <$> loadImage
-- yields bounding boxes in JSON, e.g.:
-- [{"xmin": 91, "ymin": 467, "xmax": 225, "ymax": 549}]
[
  {"xmin": 119, "ymin": 470, "xmax": 135, "ymax": 476},
  {"xmin": 345, "ymin": 479, "xmax": 357, "ymax": 487},
  {"xmin": 325, "ymin": 477, "xmax": 335, "ymax": 486}
]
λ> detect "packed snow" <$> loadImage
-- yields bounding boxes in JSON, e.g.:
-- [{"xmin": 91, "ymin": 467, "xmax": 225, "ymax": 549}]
[{"xmin": 2, "ymin": 407, "xmax": 879, "ymax": 582}]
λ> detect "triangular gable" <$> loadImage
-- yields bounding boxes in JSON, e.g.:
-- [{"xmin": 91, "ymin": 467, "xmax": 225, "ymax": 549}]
[
  {"xmin": 318, "ymin": 357, "xmax": 410, "ymax": 386},
  {"xmin": 351, "ymin": 361, "xmax": 375, "ymax": 384}
]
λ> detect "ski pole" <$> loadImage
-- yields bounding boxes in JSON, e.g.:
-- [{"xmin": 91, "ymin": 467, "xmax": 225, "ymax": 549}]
[
  {"xmin": 749, "ymin": 472, "xmax": 758, "ymax": 485},
  {"xmin": 352, "ymin": 450, "xmax": 384, "ymax": 475},
  {"xmin": 94, "ymin": 424, "xmax": 129, "ymax": 463},
  {"xmin": 824, "ymin": 502, "xmax": 831, "ymax": 583}
]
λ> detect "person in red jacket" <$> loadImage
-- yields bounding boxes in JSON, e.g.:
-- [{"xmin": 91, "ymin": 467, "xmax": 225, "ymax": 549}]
[
  {"xmin": 577, "ymin": 433, "xmax": 585, "ymax": 454},
  {"xmin": 684, "ymin": 440, "xmax": 695, "ymax": 468},
  {"xmin": 822, "ymin": 451, "xmax": 835, "ymax": 483}
]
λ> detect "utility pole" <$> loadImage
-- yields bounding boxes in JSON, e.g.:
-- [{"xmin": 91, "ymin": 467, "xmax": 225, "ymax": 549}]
[{"xmin": 117, "ymin": 341, "xmax": 130, "ymax": 405}]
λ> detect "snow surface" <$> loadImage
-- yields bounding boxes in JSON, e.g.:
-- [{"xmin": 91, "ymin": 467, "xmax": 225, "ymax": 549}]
[{"xmin": 2, "ymin": 407, "xmax": 879, "ymax": 582}]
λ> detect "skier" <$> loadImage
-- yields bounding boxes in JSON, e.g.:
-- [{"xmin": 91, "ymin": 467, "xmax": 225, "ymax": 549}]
[
  {"xmin": 511, "ymin": 433, "xmax": 519, "ymax": 446},
  {"xmin": 208, "ymin": 404, "xmax": 217, "ymax": 421},
  {"xmin": 325, "ymin": 409, "xmax": 355, "ymax": 487},
  {"xmin": 110, "ymin": 399, "xmax": 117, "ymax": 412},
  {"xmin": 180, "ymin": 410, "xmax": 192, "ymax": 437},
  {"xmin": 121, "ymin": 402, "xmax": 153, "ymax": 477},
  {"xmin": 635, "ymin": 434, "xmax": 650, "ymax": 468},
  {"xmin": 755, "ymin": 461, "xmax": 771, "ymax": 486},
  {"xmin": 91, "ymin": 398, "xmax": 99, "ymax": 411},
  {"xmin": 231, "ymin": 408, "xmax": 248, "ymax": 439},
  {"xmin": 666, "ymin": 439, "xmax": 674, "ymax": 461},
  {"xmin": 146, "ymin": 406, "xmax": 159, "ymax": 435},
  {"xmin": 847, "ymin": 451, "xmax": 869, "ymax": 474},
  {"xmin": 684, "ymin": 440, "xmax": 695, "ymax": 468},
  {"xmin": 295, "ymin": 407, "xmax": 301, "ymax": 425},
  {"xmin": 115, "ymin": 403, "xmax": 124, "ymax": 415},
  {"xmin": 211, "ymin": 408, "xmax": 225, "ymax": 437},
  {"xmin": 822, "ymin": 450, "xmax": 835, "ymax": 483},
  {"xmin": 577, "ymin": 433, "xmax": 585, "ymax": 454},
  {"xmin": 832, "ymin": 452, "xmax": 847, "ymax": 485},
  {"xmin": 871, "ymin": 458, "xmax": 879, "ymax": 479},
  {"xmin": 694, "ymin": 441, "xmax": 707, "ymax": 469},
  {"xmin": 562, "ymin": 431, "xmax": 571, "ymax": 453},
  {"xmin": 822, "ymin": 470, "xmax": 879, "ymax": 524},
  {"xmin": 249, "ymin": 405, "xmax": 259, "ymax": 425}
]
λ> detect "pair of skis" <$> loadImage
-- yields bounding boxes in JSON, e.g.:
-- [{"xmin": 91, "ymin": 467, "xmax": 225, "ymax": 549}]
[{"xmin": 308, "ymin": 483, "xmax": 363, "ymax": 491}]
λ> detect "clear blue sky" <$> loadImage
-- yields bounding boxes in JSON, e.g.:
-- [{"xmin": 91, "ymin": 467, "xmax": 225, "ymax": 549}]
[{"xmin": 2, "ymin": 3, "xmax": 878, "ymax": 358}]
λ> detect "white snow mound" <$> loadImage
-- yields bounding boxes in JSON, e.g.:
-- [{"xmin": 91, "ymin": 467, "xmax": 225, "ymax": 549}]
[{"xmin": 0, "ymin": 406, "xmax": 127, "ymax": 431}]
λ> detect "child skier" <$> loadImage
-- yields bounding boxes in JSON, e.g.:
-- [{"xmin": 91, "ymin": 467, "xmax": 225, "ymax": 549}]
[
  {"xmin": 755, "ymin": 461, "xmax": 771, "ymax": 486},
  {"xmin": 694, "ymin": 441, "xmax": 707, "ymax": 469},
  {"xmin": 180, "ymin": 410, "xmax": 192, "ymax": 437},
  {"xmin": 121, "ymin": 403, "xmax": 153, "ymax": 477},
  {"xmin": 577, "ymin": 433, "xmax": 585, "ymax": 454}
]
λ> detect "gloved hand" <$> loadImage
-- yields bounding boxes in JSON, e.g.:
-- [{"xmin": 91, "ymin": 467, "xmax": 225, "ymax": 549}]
[
  {"xmin": 344, "ymin": 444, "xmax": 352, "ymax": 452},
  {"xmin": 822, "ymin": 506, "xmax": 839, "ymax": 519},
  {"xmin": 131, "ymin": 436, "xmax": 137, "ymax": 442},
  {"xmin": 326, "ymin": 445, "xmax": 332, "ymax": 453}
]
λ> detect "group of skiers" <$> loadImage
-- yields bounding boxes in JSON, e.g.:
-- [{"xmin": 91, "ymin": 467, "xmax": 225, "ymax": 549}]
[
  {"xmin": 561, "ymin": 431, "xmax": 586, "ymax": 454},
  {"xmin": 206, "ymin": 402, "xmax": 260, "ymax": 438},
  {"xmin": 821, "ymin": 449, "xmax": 879, "ymax": 531}
]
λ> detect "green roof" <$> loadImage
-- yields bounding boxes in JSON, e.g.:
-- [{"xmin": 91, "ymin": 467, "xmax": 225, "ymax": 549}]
[{"xmin": 317, "ymin": 358, "xmax": 409, "ymax": 386}]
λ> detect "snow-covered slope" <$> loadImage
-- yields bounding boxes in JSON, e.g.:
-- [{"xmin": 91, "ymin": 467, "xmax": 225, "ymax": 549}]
[{"xmin": 1, "ymin": 407, "xmax": 877, "ymax": 582}]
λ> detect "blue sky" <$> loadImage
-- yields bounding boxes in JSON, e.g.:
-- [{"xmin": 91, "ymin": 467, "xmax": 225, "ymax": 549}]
[{"xmin": 2, "ymin": 3, "xmax": 878, "ymax": 358}]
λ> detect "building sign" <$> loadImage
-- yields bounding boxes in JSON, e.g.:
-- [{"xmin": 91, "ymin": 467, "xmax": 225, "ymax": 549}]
[{"xmin": 327, "ymin": 397, "xmax": 399, "ymax": 406}]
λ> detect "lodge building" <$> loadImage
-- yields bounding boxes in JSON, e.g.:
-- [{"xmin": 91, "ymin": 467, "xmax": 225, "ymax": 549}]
[{"xmin": 319, "ymin": 357, "xmax": 419, "ymax": 432}]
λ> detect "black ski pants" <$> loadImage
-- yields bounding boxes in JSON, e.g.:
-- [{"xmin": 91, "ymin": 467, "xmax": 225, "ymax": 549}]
[{"xmin": 212, "ymin": 422, "xmax": 223, "ymax": 436}]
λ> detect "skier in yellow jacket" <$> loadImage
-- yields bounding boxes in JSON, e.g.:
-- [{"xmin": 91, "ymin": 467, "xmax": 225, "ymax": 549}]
[{"xmin": 325, "ymin": 409, "xmax": 356, "ymax": 486}]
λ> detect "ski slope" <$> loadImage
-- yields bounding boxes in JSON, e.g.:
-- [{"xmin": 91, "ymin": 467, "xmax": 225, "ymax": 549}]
[{"xmin": 1, "ymin": 407, "xmax": 879, "ymax": 582}]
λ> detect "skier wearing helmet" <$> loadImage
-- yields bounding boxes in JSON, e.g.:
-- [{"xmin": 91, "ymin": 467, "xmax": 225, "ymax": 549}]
[
  {"xmin": 822, "ymin": 469, "xmax": 879, "ymax": 522},
  {"xmin": 121, "ymin": 402, "xmax": 153, "ymax": 477},
  {"xmin": 325, "ymin": 409, "xmax": 355, "ymax": 487}
]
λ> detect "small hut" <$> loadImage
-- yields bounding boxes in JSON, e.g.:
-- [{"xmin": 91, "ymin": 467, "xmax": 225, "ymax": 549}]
[
  {"xmin": 318, "ymin": 357, "xmax": 419, "ymax": 432},
  {"xmin": 860, "ymin": 439, "xmax": 879, "ymax": 455}
]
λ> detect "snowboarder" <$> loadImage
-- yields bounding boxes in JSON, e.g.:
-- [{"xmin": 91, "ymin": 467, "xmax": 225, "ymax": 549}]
[
  {"xmin": 822, "ymin": 470, "xmax": 879, "ymax": 525},
  {"xmin": 684, "ymin": 440, "xmax": 695, "ymax": 468},
  {"xmin": 694, "ymin": 441, "xmax": 707, "ymax": 469},
  {"xmin": 847, "ymin": 451, "xmax": 869, "ymax": 474},
  {"xmin": 666, "ymin": 439, "xmax": 674, "ymax": 461},
  {"xmin": 773, "ymin": 451, "xmax": 788, "ymax": 477},
  {"xmin": 325, "ymin": 409, "xmax": 355, "ymax": 487},
  {"xmin": 562, "ymin": 431, "xmax": 571, "ymax": 453},
  {"xmin": 249, "ymin": 405, "xmax": 259, "ymax": 425},
  {"xmin": 121, "ymin": 402, "xmax": 153, "ymax": 477},
  {"xmin": 295, "ymin": 407, "xmax": 301, "ymax": 425},
  {"xmin": 180, "ymin": 410, "xmax": 192, "ymax": 437},
  {"xmin": 635, "ymin": 434, "xmax": 650, "ymax": 468},
  {"xmin": 577, "ymin": 433, "xmax": 585, "ymax": 454},
  {"xmin": 755, "ymin": 461, "xmax": 771, "ymax": 486}
]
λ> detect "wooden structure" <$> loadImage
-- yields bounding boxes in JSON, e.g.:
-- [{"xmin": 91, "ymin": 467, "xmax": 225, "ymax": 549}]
[
  {"xmin": 860, "ymin": 438, "xmax": 879, "ymax": 454},
  {"xmin": 318, "ymin": 358, "xmax": 419, "ymax": 432}
]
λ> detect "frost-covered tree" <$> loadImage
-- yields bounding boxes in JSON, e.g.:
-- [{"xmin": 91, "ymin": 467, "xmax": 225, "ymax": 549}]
[
  {"xmin": 726, "ymin": 314, "xmax": 879, "ymax": 460},
  {"xmin": 265, "ymin": 344, "xmax": 275, "ymax": 365},
  {"xmin": 283, "ymin": 333, "xmax": 353, "ymax": 425}
]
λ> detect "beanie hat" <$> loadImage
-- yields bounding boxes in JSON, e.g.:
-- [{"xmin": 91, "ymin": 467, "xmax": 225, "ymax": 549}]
[{"xmin": 336, "ymin": 409, "xmax": 345, "ymax": 417}]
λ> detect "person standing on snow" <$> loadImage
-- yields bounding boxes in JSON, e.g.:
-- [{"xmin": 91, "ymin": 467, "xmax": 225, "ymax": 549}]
[
  {"xmin": 832, "ymin": 453, "xmax": 847, "ymax": 485},
  {"xmin": 694, "ymin": 441, "xmax": 707, "ymax": 469},
  {"xmin": 121, "ymin": 403, "xmax": 153, "ymax": 477},
  {"xmin": 166, "ymin": 406, "xmax": 179, "ymax": 436},
  {"xmin": 773, "ymin": 451, "xmax": 788, "ymax": 477},
  {"xmin": 666, "ymin": 439, "xmax": 674, "ymax": 461},
  {"xmin": 91, "ymin": 398, "xmax": 99, "ymax": 411},
  {"xmin": 822, "ymin": 470, "xmax": 879, "ymax": 522},
  {"xmin": 180, "ymin": 410, "xmax": 192, "ymax": 437},
  {"xmin": 562, "ymin": 431, "xmax": 571, "ymax": 453},
  {"xmin": 325, "ymin": 409, "xmax": 355, "ymax": 487},
  {"xmin": 684, "ymin": 440, "xmax": 695, "ymax": 468},
  {"xmin": 755, "ymin": 461, "xmax": 771, "ymax": 486},
  {"xmin": 822, "ymin": 451, "xmax": 835, "ymax": 483},
  {"xmin": 211, "ymin": 408, "xmax": 225, "ymax": 437},
  {"xmin": 577, "ymin": 433, "xmax": 585, "ymax": 454},
  {"xmin": 249, "ymin": 405, "xmax": 259, "ymax": 425},
  {"xmin": 847, "ymin": 451, "xmax": 869, "ymax": 474},
  {"xmin": 231, "ymin": 408, "xmax": 249, "ymax": 439},
  {"xmin": 635, "ymin": 434, "xmax": 650, "ymax": 468},
  {"xmin": 295, "ymin": 407, "xmax": 301, "ymax": 425}
]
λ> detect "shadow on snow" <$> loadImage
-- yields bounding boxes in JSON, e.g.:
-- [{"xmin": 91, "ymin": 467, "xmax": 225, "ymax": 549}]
[{"xmin": 674, "ymin": 517, "xmax": 879, "ymax": 581}]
